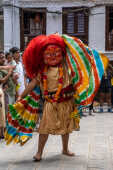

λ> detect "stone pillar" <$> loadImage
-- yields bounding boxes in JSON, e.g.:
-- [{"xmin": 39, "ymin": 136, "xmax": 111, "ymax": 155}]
[
  {"xmin": 3, "ymin": 6, "xmax": 13, "ymax": 51},
  {"xmin": 47, "ymin": 6, "xmax": 62, "ymax": 35},
  {"xmin": 12, "ymin": 6, "xmax": 20, "ymax": 49},
  {"xmin": 89, "ymin": 6, "xmax": 105, "ymax": 51},
  {"xmin": 3, "ymin": 4, "xmax": 20, "ymax": 51}
]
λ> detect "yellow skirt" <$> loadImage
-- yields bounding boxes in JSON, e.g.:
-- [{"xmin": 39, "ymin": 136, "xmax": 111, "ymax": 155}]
[{"xmin": 38, "ymin": 98, "xmax": 77, "ymax": 135}]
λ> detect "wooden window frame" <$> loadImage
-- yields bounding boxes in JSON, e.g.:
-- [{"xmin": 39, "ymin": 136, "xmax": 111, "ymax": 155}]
[
  {"xmin": 62, "ymin": 7, "xmax": 89, "ymax": 45},
  {"xmin": 20, "ymin": 8, "xmax": 46, "ymax": 51},
  {"xmin": 106, "ymin": 6, "xmax": 113, "ymax": 51}
]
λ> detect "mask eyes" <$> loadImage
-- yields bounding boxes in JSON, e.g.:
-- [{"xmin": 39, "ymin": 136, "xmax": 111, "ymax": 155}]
[{"xmin": 44, "ymin": 50, "xmax": 62, "ymax": 57}]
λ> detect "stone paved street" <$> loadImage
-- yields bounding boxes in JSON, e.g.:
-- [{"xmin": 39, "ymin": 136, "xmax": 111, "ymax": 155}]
[{"xmin": 0, "ymin": 112, "xmax": 113, "ymax": 170}]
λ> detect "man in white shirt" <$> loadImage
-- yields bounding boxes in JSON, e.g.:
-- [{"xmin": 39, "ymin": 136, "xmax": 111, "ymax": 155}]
[{"xmin": 10, "ymin": 47, "xmax": 25, "ymax": 97}]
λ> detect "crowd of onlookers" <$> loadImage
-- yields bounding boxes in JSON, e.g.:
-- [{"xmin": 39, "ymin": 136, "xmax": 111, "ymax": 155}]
[{"xmin": 0, "ymin": 47, "xmax": 27, "ymax": 140}]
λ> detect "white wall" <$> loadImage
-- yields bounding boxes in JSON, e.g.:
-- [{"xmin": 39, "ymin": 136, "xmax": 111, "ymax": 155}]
[
  {"xmin": 89, "ymin": 6, "xmax": 106, "ymax": 51},
  {"xmin": 46, "ymin": 7, "xmax": 62, "ymax": 35},
  {"xmin": 4, "ymin": 5, "xmax": 20, "ymax": 51},
  {"xmin": 12, "ymin": 6, "xmax": 20, "ymax": 49}
]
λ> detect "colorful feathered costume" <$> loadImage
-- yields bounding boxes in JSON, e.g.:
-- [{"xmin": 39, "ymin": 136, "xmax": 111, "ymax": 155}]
[{"xmin": 5, "ymin": 34, "xmax": 108, "ymax": 145}]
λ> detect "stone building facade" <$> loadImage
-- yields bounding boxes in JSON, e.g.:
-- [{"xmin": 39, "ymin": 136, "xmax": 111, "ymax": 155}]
[{"xmin": 1, "ymin": 0, "xmax": 113, "ymax": 61}]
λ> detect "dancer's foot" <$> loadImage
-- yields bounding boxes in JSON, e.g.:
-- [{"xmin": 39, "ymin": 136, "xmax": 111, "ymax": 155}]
[
  {"xmin": 62, "ymin": 150, "xmax": 75, "ymax": 157},
  {"xmin": 33, "ymin": 153, "xmax": 42, "ymax": 162}
]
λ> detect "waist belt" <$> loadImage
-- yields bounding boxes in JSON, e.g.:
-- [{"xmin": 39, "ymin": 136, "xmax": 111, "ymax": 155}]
[{"xmin": 44, "ymin": 84, "xmax": 75, "ymax": 103}]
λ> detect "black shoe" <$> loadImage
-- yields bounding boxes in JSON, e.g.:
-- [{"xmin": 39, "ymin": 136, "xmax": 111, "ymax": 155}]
[
  {"xmin": 0, "ymin": 135, "xmax": 4, "ymax": 139},
  {"xmin": 89, "ymin": 110, "xmax": 95, "ymax": 116},
  {"xmin": 108, "ymin": 108, "xmax": 112, "ymax": 113},
  {"xmin": 82, "ymin": 113, "xmax": 87, "ymax": 117},
  {"xmin": 89, "ymin": 113, "xmax": 95, "ymax": 116}
]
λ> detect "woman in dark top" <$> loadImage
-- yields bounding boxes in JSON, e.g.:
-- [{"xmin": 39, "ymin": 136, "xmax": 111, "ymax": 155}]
[{"xmin": 99, "ymin": 70, "xmax": 112, "ymax": 112}]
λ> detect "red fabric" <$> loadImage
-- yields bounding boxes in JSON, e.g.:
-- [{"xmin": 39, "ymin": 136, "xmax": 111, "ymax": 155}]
[{"xmin": 23, "ymin": 34, "xmax": 66, "ymax": 78}]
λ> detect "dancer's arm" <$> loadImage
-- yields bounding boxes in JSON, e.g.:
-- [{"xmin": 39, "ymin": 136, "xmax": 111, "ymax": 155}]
[{"xmin": 18, "ymin": 78, "xmax": 38, "ymax": 100}]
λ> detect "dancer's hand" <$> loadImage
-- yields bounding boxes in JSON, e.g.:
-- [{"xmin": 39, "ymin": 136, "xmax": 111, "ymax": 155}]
[{"xmin": 16, "ymin": 96, "xmax": 22, "ymax": 102}]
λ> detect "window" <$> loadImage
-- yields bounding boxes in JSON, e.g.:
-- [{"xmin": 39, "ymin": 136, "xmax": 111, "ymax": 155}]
[
  {"xmin": 106, "ymin": 6, "xmax": 113, "ymax": 51},
  {"xmin": 62, "ymin": 7, "xmax": 89, "ymax": 45},
  {"xmin": 20, "ymin": 8, "xmax": 46, "ymax": 50}
]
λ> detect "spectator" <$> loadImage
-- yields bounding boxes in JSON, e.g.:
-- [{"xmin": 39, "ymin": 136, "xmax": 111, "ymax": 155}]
[
  {"xmin": 107, "ymin": 63, "xmax": 113, "ymax": 111},
  {"xmin": 99, "ymin": 69, "xmax": 112, "ymax": 112},
  {"xmin": 30, "ymin": 13, "xmax": 43, "ymax": 36},
  {"xmin": 89, "ymin": 103, "xmax": 94, "ymax": 116},
  {"xmin": 5, "ymin": 52, "xmax": 19, "ymax": 88},
  {"xmin": 9, "ymin": 47, "xmax": 25, "ymax": 98},
  {"xmin": 109, "ymin": 29, "xmax": 113, "ymax": 48},
  {"xmin": 0, "ymin": 52, "xmax": 16, "ymax": 105},
  {"xmin": 0, "ymin": 64, "xmax": 15, "ymax": 139},
  {"xmin": 5, "ymin": 52, "xmax": 16, "ymax": 66},
  {"xmin": 0, "ymin": 51, "xmax": 5, "ymax": 64}
]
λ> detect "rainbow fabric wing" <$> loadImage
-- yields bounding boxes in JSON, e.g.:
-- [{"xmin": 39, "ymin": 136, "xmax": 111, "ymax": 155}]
[
  {"xmin": 62, "ymin": 34, "xmax": 109, "ymax": 106},
  {"xmin": 5, "ymin": 87, "xmax": 40, "ymax": 145}
]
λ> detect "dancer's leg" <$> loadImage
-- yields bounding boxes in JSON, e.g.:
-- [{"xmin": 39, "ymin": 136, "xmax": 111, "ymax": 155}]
[
  {"xmin": 61, "ymin": 134, "xmax": 75, "ymax": 156},
  {"xmin": 34, "ymin": 134, "xmax": 49, "ymax": 160}
]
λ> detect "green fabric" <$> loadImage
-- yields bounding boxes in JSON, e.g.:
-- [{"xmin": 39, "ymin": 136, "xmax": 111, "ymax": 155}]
[
  {"xmin": 24, "ymin": 96, "xmax": 39, "ymax": 107},
  {"xmin": 9, "ymin": 105, "xmax": 36, "ymax": 129},
  {"xmin": 0, "ymin": 70, "xmax": 16, "ymax": 96}
]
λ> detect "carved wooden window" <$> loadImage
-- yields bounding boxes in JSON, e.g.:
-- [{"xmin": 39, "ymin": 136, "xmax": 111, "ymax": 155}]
[
  {"xmin": 20, "ymin": 8, "xmax": 46, "ymax": 51},
  {"xmin": 106, "ymin": 6, "xmax": 113, "ymax": 51},
  {"xmin": 62, "ymin": 7, "xmax": 89, "ymax": 45}
]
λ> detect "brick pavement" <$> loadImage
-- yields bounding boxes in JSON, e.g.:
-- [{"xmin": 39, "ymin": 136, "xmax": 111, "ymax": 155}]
[{"xmin": 0, "ymin": 112, "xmax": 113, "ymax": 170}]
